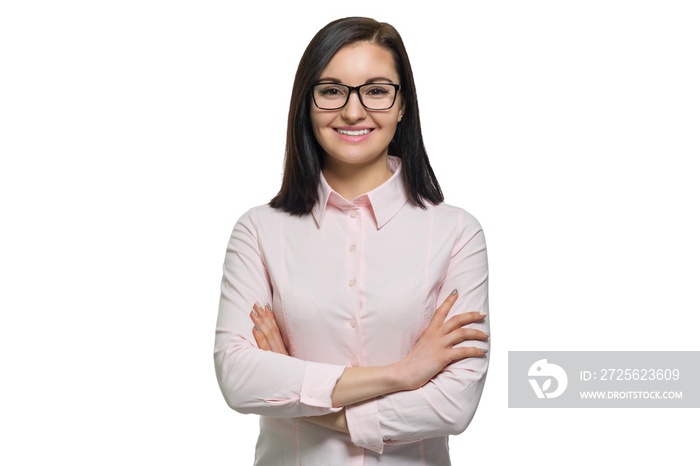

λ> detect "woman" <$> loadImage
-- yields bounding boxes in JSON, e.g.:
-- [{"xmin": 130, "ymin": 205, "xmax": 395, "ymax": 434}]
[{"xmin": 214, "ymin": 17, "xmax": 489, "ymax": 465}]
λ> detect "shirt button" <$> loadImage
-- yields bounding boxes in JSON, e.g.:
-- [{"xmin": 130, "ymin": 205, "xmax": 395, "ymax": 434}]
[
  {"xmin": 348, "ymin": 279, "xmax": 356, "ymax": 287},
  {"xmin": 351, "ymin": 359, "xmax": 359, "ymax": 367},
  {"xmin": 350, "ymin": 210, "xmax": 358, "ymax": 218},
  {"xmin": 348, "ymin": 244, "xmax": 356, "ymax": 253},
  {"xmin": 349, "ymin": 318, "xmax": 357, "ymax": 328}
]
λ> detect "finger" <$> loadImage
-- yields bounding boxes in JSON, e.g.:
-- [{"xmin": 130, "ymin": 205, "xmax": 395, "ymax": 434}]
[
  {"xmin": 252, "ymin": 317, "xmax": 286, "ymax": 354},
  {"xmin": 443, "ymin": 311, "xmax": 487, "ymax": 333},
  {"xmin": 265, "ymin": 303, "xmax": 280, "ymax": 331},
  {"xmin": 252, "ymin": 302, "xmax": 288, "ymax": 355},
  {"xmin": 253, "ymin": 325, "xmax": 271, "ymax": 351},
  {"xmin": 445, "ymin": 327, "xmax": 489, "ymax": 346},
  {"xmin": 428, "ymin": 289, "xmax": 459, "ymax": 329},
  {"xmin": 253, "ymin": 303, "xmax": 280, "ymax": 340},
  {"xmin": 251, "ymin": 304, "xmax": 275, "ymax": 343},
  {"xmin": 449, "ymin": 345, "xmax": 489, "ymax": 362},
  {"xmin": 252, "ymin": 302, "xmax": 275, "ymax": 333},
  {"xmin": 266, "ymin": 331, "xmax": 287, "ymax": 354}
]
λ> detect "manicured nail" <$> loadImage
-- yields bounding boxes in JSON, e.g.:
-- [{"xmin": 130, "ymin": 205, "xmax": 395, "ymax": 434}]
[
  {"xmin": 479, "ymin": 311, "xmax": 488, "ymax": 317},
  {"xmin": 252, "ymin": 309, "xmax": 258, "ymax": 317},
  {"xmin": 265, "ymin": 303, "xmax": 272, "ymax": 311},
  {"xmin": 254, "ymin": 301, "xmax": 263, "ymax": 311},
  {"xmin": 451, "ymin": 289, "xmax": 458, "ymax": 295},
  {"xmin": 254, "ymin": 325, "xmax": 260, "ymax": 332},
  {"xmin": 482, "ymin": 349, "xmax": 489, "ymax": 354}
]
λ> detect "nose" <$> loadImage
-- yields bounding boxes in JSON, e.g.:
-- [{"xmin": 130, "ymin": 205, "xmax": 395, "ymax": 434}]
[{"xmin": 341, "ymin": 90, "xmax": 367, "ymax": 122}]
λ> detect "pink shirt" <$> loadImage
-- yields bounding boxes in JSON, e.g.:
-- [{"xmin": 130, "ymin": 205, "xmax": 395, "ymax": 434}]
[{"xmin": 214, "ymin": 156, "xmax": 489, "ymax": 465}]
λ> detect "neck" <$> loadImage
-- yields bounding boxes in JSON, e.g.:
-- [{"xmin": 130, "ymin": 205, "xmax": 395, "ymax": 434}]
[{"xmin": 322, "ymin": 155, "xmax": 393, "ymax": 201}]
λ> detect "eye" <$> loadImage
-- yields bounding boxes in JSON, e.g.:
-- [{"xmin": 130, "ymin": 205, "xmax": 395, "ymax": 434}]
[
  {"xmin": 364, "ymin": 86, "xmax": 391, "ymax": 96},
  {"xmin": 315, "ymin": 85, "xmax": 347, "ymax": 97}
]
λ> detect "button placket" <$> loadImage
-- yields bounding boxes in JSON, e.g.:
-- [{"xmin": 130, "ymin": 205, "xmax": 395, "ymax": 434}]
[
  {"xmin": 346, "ymin": 206, "xmax": 362, "ymax": 367},
  {"xmin": 346, "ymin": 207, "xmax": 361, "ymax": 296}
]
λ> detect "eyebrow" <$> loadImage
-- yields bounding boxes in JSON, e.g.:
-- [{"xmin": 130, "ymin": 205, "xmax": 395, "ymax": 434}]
[{"xmin": 316, "ymin": 76, "xmax": 397, "ymax": 84}]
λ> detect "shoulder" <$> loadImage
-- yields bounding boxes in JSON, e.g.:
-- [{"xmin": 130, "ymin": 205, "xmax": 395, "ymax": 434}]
[
  {"xmin": 230, "ymin": 203, "xmax": 286, "ymax": 235},
  {"xmin": 233, "ymin": 203, "xmax": 312, "ymax": 235},
  {"xmin": 239, "ymin": 203, "xmax": 282, "ymax": 222},
  {"xmin": 426, "ymin": 202, "xmax": 488, "ymax": 259},
  {"xmin": 427, "ymin": 201, "xmax": 485, "ymax": 235}
]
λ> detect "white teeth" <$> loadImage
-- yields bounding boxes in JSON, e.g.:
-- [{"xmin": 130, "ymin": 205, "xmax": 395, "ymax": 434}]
[{"xmin": 337, "ymin": 128, "xmax": 371, "ymax": 136}]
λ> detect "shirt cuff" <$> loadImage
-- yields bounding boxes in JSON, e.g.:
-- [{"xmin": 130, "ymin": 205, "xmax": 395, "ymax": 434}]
[
  {"xmin": 345, "ymin": 398, "xmax": 384, "ymax": 453},
  {"xmin": 299, "ymin": 362, "xmax": 346, "ymax": 416}
]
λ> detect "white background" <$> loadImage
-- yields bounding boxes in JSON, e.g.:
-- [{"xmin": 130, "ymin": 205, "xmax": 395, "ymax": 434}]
[{"xmin": 1, "ymin": 1, "xmax": 698, "ymax": 465}]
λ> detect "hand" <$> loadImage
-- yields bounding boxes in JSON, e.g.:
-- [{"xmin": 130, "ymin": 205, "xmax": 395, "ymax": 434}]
[
  {"xmin": 395, "ymin": 290, "xmax": 488, "ymax": 391},
  {"xmin": 250, "ymin": 302, "xmax": 289, "ymax": 356},
  {"xmin": 250, "ymin": 302, "xmax": 348, "ymax": 432}
]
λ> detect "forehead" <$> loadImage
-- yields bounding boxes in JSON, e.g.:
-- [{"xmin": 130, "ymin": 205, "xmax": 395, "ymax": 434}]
[{"xmin": 319, "ymin": 41, "xmax": 399, "ymax": 83}]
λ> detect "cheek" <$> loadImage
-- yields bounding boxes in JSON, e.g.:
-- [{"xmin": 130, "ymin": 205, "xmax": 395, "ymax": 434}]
[
  {"xmin": 379, "ymin": 106, "xmax": 402, "ymax": 127},
  {"xmin": 379, "ymin": 114, "xmax": 400, "ymax": 134},
  {"xmin": 310, "ymin": 111, "xmax": 331, "ymax": 135}
]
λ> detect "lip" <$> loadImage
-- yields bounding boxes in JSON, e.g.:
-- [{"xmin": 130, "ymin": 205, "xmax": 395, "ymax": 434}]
[{"xmin": 334, "ymin": 126, "xmax": 374, "ymax": 143}]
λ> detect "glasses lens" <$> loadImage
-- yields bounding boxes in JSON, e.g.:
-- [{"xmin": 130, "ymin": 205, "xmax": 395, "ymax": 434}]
[
  {"xmin": 358, "ymin": 84, "xmax": 397, "ymax": 110},
  {"xmin": 313, "ymin": 83, "xmax": 397, "ymax": 110},
  {"xmin": 359, "ymin": 84, "xmax": 396, "ymax": 110},
  {"xmin": 313, "ymin": 84, "xmax": 348, "ymax": 110}
]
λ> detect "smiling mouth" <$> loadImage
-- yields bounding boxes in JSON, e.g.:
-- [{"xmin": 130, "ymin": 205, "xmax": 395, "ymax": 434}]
[{"xmin": 335, "ymin": 128, "xmax": 372, "ymax": 136}]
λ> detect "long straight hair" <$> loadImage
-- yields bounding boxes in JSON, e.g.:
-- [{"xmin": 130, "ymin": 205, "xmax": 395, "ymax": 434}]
[{"xmin": 270, "ymin": 17, "xmax": 443, "ymax": 215}]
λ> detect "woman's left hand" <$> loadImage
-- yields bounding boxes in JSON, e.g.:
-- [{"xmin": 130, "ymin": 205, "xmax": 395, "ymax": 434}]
[{"xmin": 250, "ymin": 302, "xmax": 289, "ymax": 356}]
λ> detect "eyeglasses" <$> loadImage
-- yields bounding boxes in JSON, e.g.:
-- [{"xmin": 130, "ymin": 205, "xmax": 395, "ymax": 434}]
[{"xmin": 312, "ymin": 82, "xmax": 401, "ymax": 111}]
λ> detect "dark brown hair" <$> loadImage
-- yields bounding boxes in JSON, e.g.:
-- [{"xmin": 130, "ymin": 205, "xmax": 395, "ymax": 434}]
[{"xmin": 270, "ymin": 17, "xmax": 443, "ymax": 215}]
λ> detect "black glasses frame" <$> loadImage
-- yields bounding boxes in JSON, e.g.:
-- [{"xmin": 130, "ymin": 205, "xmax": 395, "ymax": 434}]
[{"xmin": 311, "ymin": 83, "xmax": 402, "ymax": 111}]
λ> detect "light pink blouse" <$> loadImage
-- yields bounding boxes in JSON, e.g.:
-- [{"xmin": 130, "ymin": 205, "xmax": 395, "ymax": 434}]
[{"xmin": 214, "ymin": 156, "xmax": 489, "ymax": 465}]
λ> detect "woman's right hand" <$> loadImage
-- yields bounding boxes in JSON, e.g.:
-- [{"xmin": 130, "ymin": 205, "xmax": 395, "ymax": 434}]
[
  {"xmin": 395, "ymin": 289, "xmax": 489, "ymax": 391},
  {"xmin": 250, "ymin": 302, "xmax": 289, "ymax": 356}
]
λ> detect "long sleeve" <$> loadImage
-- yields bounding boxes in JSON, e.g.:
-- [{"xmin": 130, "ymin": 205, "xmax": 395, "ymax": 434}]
[
  {"xmin": 213, "ymin": 207, "xmax": 346, "ymax": 417},
  {"xmin": 345, "ymin": 211, "xmax": 489, "ymax": 452}
]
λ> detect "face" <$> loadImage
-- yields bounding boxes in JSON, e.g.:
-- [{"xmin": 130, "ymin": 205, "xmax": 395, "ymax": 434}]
[{"xmin": 310, "ymin": 41, "xmax": 404, "ymax": 171}]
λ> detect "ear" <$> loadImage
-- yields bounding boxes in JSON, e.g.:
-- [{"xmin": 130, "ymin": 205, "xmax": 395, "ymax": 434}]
[{"xmin": 398, "ymin": 102, "xmax": 406, "ymax": 122}]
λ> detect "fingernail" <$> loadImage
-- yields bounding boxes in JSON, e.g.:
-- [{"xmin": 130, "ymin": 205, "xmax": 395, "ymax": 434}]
[
  {"xmin": 479, "ymin": 311, "xmax": 488, "ymax": 317},
  {"xmin": 254, "ymin": 325, "xmax": 260, "ymax": 332},
  {"xmin": 482, "ymin": 349, "xmax": 489, "ymax": 354},
  {"xmin": 254, "ymin": 301, "xmax": 263, "ymax": 311},
  {"xmin": 451, "ymin": 289, "xmax": 458, "ymax": 295},
  {"xmin": 252, "ymin": 309, "xmax": 258, "ymax": 317},
  {"xmin": 265, "ymin": 303, "xmax": 272, "ymax": 311}
]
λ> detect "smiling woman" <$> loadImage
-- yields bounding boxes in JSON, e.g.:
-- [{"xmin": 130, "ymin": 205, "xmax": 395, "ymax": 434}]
[
  {"xmin": 214, "ymin": 16, "xmax": 490, "ymax": 466},
  {"xmin": 310, "ymin": 42, "xmax": 403, "ymax": 200}
]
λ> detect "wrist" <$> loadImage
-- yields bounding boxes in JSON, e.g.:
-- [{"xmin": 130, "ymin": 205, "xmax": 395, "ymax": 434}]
[
  {"xmin": 388, "ymin": 360, "xmax": 412, "ymax": 392},
  {"xmin": 305, "ymin": 409, "xmax": 349, "ymax": 434}
]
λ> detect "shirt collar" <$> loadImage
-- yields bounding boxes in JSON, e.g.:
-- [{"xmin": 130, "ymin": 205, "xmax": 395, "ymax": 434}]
[{"xmin": 311, "ymin": 155, "xmax": 409, "ymax": 230}]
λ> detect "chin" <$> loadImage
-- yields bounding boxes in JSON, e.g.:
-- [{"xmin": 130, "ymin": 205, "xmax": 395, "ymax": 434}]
[{"xmin": 325, "ymin": 150, "xmax": 387, "ymax": 167}]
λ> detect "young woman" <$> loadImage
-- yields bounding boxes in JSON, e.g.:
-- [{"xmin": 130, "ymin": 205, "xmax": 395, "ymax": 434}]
[{"xmin": 214, "ymin": 17, "xmax": 490, "ymax": 465}]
